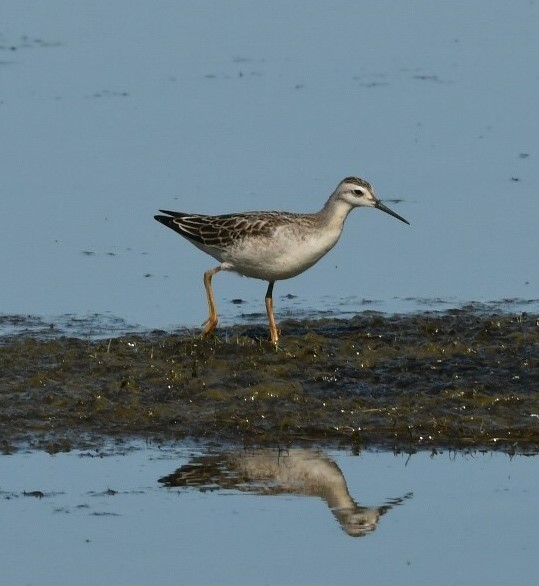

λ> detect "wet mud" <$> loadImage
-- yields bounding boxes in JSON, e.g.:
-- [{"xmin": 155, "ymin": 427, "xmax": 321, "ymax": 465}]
[{"xmin": 1, "ymin": 309, "xmax": 538, "ymax": 454}]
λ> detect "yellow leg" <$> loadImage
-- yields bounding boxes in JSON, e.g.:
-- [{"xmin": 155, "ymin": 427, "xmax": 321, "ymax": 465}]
[
  {"xmin": 202, "ymin": 266, "xmax": 222, "ymax": 336},
  {"xmin": 265, "ymin": 281, "xmax": 279, "ymax": 344}
]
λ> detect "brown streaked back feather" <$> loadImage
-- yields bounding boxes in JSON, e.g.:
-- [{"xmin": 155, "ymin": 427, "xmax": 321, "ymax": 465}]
[{"xmin": 154, "ymin": 209, "xmax": 312, "ymax": 250}]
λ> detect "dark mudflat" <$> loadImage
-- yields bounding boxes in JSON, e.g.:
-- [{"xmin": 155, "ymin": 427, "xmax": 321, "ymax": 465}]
[{"xmin": 1, "ymin": 309, "xmax": 538, "ymax": 454}]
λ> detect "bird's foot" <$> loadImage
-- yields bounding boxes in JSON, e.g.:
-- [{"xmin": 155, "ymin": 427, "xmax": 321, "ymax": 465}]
[{"xmin": 201, "ymin": 317, "xmax": 218, "ymax": 337}]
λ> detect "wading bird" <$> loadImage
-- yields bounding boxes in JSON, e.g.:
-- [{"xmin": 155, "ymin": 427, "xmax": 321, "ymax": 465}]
[{"xmin": 155, "ymin": 176, "xmax": 409, "ymax": 343}]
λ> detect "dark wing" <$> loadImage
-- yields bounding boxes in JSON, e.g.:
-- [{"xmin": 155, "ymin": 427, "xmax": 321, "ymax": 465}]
[{"xmin": 154, "ymin": 210, "xmax": 293, "ymax": 250}]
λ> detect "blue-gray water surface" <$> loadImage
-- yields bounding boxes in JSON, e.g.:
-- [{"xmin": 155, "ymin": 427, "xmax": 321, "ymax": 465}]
[
  {"xmin": 1, "ymin": 445, "xmax": 537, "ymax": 586},
  {"xmin": 1, "ymin": 0, "xmax": 538, "ymax": 331}
]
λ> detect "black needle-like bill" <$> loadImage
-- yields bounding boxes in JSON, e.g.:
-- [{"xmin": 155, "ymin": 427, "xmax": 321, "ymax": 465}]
[{"xmin": 375, "ymin": 201, "xmax": 410, "ymax": 225}]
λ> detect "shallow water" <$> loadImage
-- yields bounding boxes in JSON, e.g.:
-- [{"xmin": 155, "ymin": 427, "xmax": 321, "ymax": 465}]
[
  {"xmin": 1, "ymin": 0, "xmax": 538, "ymax": 330},
  {"xmin": 1, "ymin": 444, "xmax": 537, "ymax": 586}
]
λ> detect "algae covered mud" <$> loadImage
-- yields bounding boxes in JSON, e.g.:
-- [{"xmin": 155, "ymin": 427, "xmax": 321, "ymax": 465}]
[{"xmin": 1, "ymin": 308, "xmax": 538, "ymax": 454}]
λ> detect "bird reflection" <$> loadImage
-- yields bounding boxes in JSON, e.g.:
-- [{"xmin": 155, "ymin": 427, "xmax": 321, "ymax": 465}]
[{"xmin": 159, "ymin": 448, "xmax": 412, "ymax": 537}]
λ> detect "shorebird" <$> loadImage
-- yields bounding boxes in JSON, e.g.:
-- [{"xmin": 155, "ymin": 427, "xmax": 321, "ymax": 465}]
[{"xmin": 155, "ymin": 176, "xmax": 409, "ymax": 343}]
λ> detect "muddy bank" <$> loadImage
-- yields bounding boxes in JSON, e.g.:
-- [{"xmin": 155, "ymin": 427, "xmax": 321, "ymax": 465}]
[{"xmin": 1, "ymin": 309, "xmax": 538, "ymax": 454}]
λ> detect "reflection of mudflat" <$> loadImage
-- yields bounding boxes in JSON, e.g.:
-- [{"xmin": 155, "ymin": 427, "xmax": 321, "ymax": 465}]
[{"xmin": 159, "ymin": 448, "xmax": 412, "ymax": 537}]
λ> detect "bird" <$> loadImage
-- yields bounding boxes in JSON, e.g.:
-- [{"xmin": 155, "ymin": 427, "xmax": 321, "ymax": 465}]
[{"xmin": 154, "ymin": 176, "xmax": 409, "ymax": 344}]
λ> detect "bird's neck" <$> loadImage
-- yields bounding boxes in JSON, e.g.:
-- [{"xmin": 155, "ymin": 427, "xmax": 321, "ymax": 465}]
[{"xmin": 317, "ymin": 195, "xmax": 354, "ymax": 230}]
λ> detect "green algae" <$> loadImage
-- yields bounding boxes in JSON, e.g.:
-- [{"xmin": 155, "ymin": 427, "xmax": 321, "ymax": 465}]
[{"xmin": 0, "ymin": 310, "xmax": 538, "ymax": 453}]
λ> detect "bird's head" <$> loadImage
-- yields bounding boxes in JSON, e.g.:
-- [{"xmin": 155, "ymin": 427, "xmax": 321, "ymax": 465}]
[{"xmin": 335, "ymin": 177, "xmax": 409, "ymax": 225}]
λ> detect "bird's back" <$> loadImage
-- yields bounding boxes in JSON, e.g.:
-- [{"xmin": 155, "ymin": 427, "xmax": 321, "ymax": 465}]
[{"xmin": 154, "ymin": 209, "xmax": 316, "ymax": 249}]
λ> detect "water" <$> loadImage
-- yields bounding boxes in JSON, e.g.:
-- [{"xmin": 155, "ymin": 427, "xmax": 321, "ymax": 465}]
[
  {"xmin": 1, "ymin": 0, "xmax": 538, "ymax": 331},
  {"xmin": 1, "ymin": 445, "xmax": 537, "ymax": 586},
  {"xmin": 1, "ymin": 4, "xmax": 537, "ymax": 584}
]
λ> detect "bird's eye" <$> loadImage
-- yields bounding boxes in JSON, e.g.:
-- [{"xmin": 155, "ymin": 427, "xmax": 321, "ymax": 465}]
[{"xmin": 353, "ymin": 189, "xmax": 364, "ymax": 196}]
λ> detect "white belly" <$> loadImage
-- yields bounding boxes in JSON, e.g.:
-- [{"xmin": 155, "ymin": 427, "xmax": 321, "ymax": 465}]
[{"xmin": 219, "ymin": 223, "xmax": 342, "ymax": 281}]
